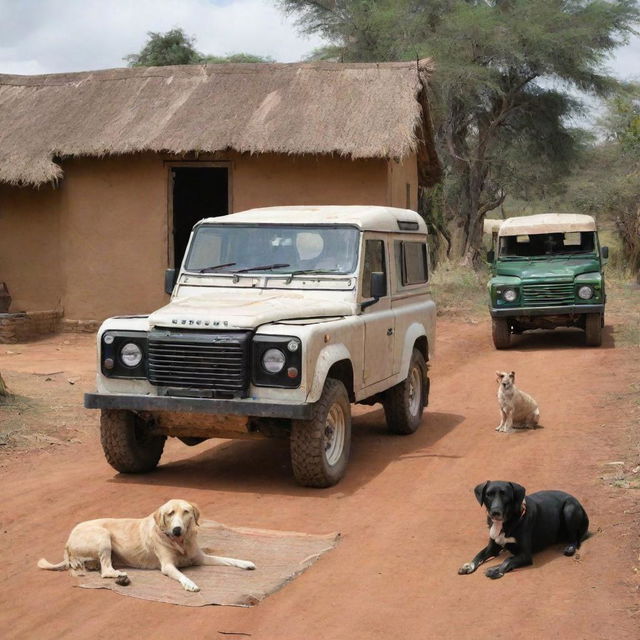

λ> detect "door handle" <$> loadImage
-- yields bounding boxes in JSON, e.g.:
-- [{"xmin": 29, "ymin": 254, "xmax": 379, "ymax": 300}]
[{"xmin": 387, "ymin": 328, "xmax": 394, "ymax": 336}]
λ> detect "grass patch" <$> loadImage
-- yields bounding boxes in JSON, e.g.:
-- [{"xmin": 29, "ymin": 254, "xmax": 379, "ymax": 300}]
[
  {"xmin": 604, "ymin": 268, "xmax": 640, "ymax": 348},
  {"xmin": 430, "ymin": 262, "xmax": 487, "ymax": 321}
]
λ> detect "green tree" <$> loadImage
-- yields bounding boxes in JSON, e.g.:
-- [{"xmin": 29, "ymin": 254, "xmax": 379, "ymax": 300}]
[
  {"xmin": 574, "ymin": 86, "xmax": 640, "ymax": 275},
  {"xmin": 281, "ymin": 1, "xmax": 639, "ymax": 265},
  {"xmin": 203, "ymin": 53, "xmax": 275, "ymax": 63},
  {"xmin": 125, "ymin": 29, "xmax": 203, "ymax": 66},
  {"xmin": 125, "ymin": 29, "xmax": 273, "ymax": 67},
  {"xmin": 601, "ymin": 85, "xmax": 640, "ymax": 153}
]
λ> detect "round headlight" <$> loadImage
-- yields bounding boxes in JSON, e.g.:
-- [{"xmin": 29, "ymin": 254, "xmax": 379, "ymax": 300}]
[
  {"xmin": 502, "ymin": 288, "xmax": 517, "ymax": 302},
  {"xmin": 120, "ymin": 342, "xmax": 142, "ymax": 367},
  {"xmin": 262, "ymin": 348, "xmax": 286, "ymax": 374},
  {"xmin": 578, "ymin": 285, "xmax": 594, "ymax": 300}
]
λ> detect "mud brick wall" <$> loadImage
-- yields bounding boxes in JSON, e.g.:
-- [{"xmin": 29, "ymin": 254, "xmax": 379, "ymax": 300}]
[
  {"xmin": 60, "ymin": 319, "xmax": 100, "ymax": 333},
  {"xmin": 0, "ymin": 310, "xmax": 63, "ymax": 343}
]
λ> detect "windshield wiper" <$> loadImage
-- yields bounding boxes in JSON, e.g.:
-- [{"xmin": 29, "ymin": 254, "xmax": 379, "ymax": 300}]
[
  {"xmin": 231, "ymin": 263, "xmax": 290, "ymax": 282},
  {"xmin": 232, "ymin": 263, "xmax": 290, "ymax": 274},
  {"xmin": 283, "ymin": 269, "xmax": 341, "ymax": 284},
  {"xmin": 198, "ymin": 262, "xmax": 237, "ymax": 273}
]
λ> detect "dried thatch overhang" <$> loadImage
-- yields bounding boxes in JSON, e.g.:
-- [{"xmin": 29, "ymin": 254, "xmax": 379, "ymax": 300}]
[{"xmin": 0, "ymin": 60, "xmax": 441, "ymax": 188}]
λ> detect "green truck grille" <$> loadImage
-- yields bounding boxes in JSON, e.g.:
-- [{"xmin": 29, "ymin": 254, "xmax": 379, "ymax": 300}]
[{"xmin": 522, "ymin": 283, "xmax": 574, "ymax": 306}]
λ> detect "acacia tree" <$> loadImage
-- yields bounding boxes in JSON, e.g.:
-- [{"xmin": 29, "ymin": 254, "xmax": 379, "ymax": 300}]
[
  {"xmin": 125, "ymin": 29, "xmax": 272, "ymax": 67},
  {"xmin": 575, "ymin": 86, "xmax": 640, "ymax": 275},
  {"xmin": 125, "ymin": 29, "xmax": 203, "ymax": 66},
  {"xmin": 281, "ymin": 0, "xmax": 639, "ymax": 265}
]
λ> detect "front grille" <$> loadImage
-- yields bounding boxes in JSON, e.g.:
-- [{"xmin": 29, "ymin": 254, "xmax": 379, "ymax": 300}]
[
  {"xmin": 147, "ymin": 330, "xmax": 251, "ymax": 396},
  {"xmin": 522, "ymin": 283, "xmax": 574, "ymax": 306}
]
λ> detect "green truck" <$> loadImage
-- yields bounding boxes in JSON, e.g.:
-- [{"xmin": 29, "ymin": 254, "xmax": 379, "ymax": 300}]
[{"xmin": 487, "ymin": 213, "xmax": 607, "ymax": 349}]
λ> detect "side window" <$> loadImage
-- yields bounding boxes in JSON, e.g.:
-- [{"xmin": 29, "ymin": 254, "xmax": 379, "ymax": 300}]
[
  {"xmin": 362, "ymin": 239, "xmax": 387, "ymax": 298},
  {"xmin": 395, "ymin": 240, "xmax": 428, "ymax": 287},
  {"xmin": 403, "ymin": 241, "xmax": 428, "ymax": 284}
]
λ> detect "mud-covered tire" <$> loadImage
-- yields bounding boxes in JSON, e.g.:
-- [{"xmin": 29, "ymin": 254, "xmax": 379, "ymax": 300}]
[
  {"xmin": 100, "ymin": 409, "xmax": 166, "ymax": 473},
  {"xmin": 290, "ymin": 378, "xmax": 351, "ymax": 488},
  {"xmin": 585, "ymin": 313, "xmax": 602, "ymax": 347},
  {"xmin": 492, "ymin": 318, "xmax": 511, "ymax": 349},
  {"xmin": 382, "ymin": 349, "xmax": 428, "ymax": 435}
]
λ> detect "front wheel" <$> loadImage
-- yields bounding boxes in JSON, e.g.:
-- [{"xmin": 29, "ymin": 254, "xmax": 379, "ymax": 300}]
[
  {"xmin": 585, "ymin": 313, "xmax": 602, "ymax": 347},
  {"xmin": 492, "ymin": 318, "xmax": 511, "ymax": 349},
  {"xmin": 382, "ymin": 349, "xmax": 428, "ymax": 435},
  {"xmin": 100, "ymin": 409, "xmax": 166, "ymax": 473},
  {"xmin": 290, "ymin": 378, "xmax": 351, "ymax": 488}
]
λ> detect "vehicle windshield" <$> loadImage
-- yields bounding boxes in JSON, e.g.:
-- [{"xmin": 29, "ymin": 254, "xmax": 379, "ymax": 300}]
[
  {"xmin": 498, "ymin": 231, "xmax": 596, "ymax": 259},
  {"xmin": 184, "ymin": 224, "xmax": 360, "ymax": 275}
]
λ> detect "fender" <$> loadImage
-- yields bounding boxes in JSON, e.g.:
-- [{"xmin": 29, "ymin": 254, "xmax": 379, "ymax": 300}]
[
  {"xmin": 399, "ymin": 322, "xmax": 429, "ymax": 377},
  {"xmin": 306, "ymin": 343, "xmax": 352, "ymax": 404}
]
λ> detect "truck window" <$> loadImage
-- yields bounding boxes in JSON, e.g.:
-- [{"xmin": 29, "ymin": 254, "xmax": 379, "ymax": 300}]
[
  {"xmin": 362, "ymin": 239, "xmax": 386, "ymax": 298},
  {"xmin": 499, "ymin": 232, "xmax": 596, "ymax": 257},
  {"xmin": 394, "ymin": 240, "xmax": 428, "ymax": 286},
  {"xmin": 184, "ymin": 224, "xmax": 360, "ymax": 274}
]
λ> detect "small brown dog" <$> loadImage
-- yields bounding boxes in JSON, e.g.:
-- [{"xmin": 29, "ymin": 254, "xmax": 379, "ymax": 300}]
[
  {"xmin": 37, "ymin": 499, "xmax": 255, "ymax": 592},
  {"xmin": 496, "ymin": 371, "xmax": 539, "ymax": 432}
]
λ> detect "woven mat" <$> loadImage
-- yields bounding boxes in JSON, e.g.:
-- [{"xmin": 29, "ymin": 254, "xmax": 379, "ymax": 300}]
[{"xmin": 77, "ymin": 521, "xmax": 339, "ymax": 607}]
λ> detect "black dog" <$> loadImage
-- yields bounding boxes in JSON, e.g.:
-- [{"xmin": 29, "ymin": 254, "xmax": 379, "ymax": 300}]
[{"xmin": 458, "ymin": 480, "xmax": 589, "ymax": 579}]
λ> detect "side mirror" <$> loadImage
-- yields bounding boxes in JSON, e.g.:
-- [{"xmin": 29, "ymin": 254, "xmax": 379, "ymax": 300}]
[
  {"xmin": 361, "ymin": 271, "xmax": 386, "ymax": 311},
  {"xmin": 487, "ymin": 250, "xmax": 495, "ymax": 263},
  {"xmin": 601, "ymin": 246, "xmax": 609, "ymax": 260},
  {"xmin": 164, "ymin": 268, "xmax": 177, "ymax": 295}
]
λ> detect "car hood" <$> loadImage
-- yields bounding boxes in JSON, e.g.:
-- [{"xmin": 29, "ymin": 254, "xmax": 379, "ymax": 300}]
[
  {"xmin": 149, "ymin": 289, "xmax": 355, "ymax": 330},
  {"xmin": 495, "ymin": 258, "xmax": 601, "ymax": 280}
]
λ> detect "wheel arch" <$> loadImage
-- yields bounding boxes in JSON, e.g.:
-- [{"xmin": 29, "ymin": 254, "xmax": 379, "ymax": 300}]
[
  {"xmin": 399, "ymin": 323, "xmax": 430, "ymax": 378},
  {"xmin": 326, "ymin": 360, "xmax": 355, "ymax": 403},
  {"xmin": 307, "ymin": 343, "xmax": 354, "ymax": 404},
  {"xmin": 413, "ymin": 335, "xmax": 428, "ymax": 363}
]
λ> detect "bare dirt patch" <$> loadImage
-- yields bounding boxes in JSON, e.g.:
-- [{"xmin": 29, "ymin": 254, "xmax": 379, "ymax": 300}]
[{"xmin": 0, "ymin": 334, "xmax": 97, "ymax": 452}]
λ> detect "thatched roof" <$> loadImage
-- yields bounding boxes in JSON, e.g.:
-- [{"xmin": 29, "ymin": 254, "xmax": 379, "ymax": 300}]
[{"xmin": 0, "ymin": 61, "xmax": 440, "ymax": 187}]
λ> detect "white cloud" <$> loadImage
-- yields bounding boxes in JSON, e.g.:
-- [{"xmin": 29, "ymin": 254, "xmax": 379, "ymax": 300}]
[{"xmin": 0, "ymin": 0, "xmax": 326, "ymax": 74}]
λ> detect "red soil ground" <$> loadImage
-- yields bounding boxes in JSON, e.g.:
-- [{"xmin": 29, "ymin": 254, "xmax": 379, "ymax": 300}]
[{"xmin": 0, "ymin": 318, "xmax": 638, "ymax": 639}]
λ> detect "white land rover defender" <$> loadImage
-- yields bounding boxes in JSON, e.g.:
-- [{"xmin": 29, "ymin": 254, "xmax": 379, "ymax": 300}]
[{"xmin": 85, "ymin": 206, "xmax": 436, "ymax": 487}]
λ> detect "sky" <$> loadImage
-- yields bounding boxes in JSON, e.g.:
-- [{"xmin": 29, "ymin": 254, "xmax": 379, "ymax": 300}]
[
  {"xmin": 0, "ymin": 0, "xmax": 327, "ymax": 74},
  {"xmin": 1, "ymin": 0, "xmax": 637, "ymax": 78}
]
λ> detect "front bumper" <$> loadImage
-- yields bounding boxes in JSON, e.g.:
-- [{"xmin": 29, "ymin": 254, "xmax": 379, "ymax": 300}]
[
  {"xmin": 490, "ymin": 303, "xmax": 605, "ymax": 318},
  {"xmin": 84, "ymin": 392, "xmax": 315, "ymax": 420}
]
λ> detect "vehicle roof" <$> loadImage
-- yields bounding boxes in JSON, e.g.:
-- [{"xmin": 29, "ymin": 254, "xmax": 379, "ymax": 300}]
[
  {"xmin": 483, "ymin": 219, "xmax": 504, "ymax": 234},
  {"xmin": 196, "ymin": 206, "xmax": 428, "ymax": 234},
  {"xmin": 498, "ymin": 213, "xmax": 596, "ymax": 236}
]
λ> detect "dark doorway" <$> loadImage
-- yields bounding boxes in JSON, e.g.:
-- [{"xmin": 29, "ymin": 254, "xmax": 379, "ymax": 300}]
[{"xmin": 171, "ymin": 166, "xmax": 229, "ymax": 268}]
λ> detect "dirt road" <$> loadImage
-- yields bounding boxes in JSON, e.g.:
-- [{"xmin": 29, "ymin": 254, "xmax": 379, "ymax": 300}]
[{"xmin": 0, "ymin": 319, "xmax": 638, "ymax": 639}]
